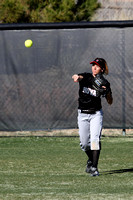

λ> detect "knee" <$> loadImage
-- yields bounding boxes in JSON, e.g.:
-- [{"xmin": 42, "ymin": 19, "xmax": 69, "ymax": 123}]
[
  {"xmin": 80, "ymin": 142, "xmax": 90, "ymax": 151},
  {"xmin": 91, "ymin": 140, "xmax": 101, "ymax": 150}
]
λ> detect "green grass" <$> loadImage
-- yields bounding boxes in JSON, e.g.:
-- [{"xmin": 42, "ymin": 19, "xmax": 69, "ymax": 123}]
[{"xmin": 0, "ymin": 136, "xmax": 133, "ymax": 200}]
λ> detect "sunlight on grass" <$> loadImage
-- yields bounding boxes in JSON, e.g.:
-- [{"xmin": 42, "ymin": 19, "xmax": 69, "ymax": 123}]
[{"xmin": 0, "ymin": 137, "xmax": 133, "ymax": 199}]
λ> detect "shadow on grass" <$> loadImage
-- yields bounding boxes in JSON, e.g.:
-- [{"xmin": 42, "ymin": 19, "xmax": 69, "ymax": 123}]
[{"xmin": 102, "ymin": 168, "xmax": 133, "ymax": 175}]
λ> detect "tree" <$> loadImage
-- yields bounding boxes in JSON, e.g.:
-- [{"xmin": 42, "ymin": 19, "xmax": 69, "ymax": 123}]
[
  {"xmin": 0, "ymin": 0, "xmax": 100, "ymax": 23},
  {"xmin": 0, "ymin": 0, "xmax": 28, "ymax": 23}
]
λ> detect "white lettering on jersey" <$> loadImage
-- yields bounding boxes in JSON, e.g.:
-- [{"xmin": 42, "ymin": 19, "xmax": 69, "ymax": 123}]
[{"xmin": 82, "ymin": 87, "xmax": 96, "ymax": 97}]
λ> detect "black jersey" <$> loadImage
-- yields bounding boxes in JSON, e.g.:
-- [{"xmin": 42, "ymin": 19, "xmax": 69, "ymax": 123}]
[{"xmin": 78, "ymin": 73, "xmax": 102, "ymax": 113}]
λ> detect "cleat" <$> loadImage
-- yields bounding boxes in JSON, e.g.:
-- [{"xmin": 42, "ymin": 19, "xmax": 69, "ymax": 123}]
[
  {"xmin": 90, "ymin": 166, "xmax": 99, "ymax": 177},
  {"xmin": 85, "ymin": 160, "xmax": 92, "ymax": 173}
]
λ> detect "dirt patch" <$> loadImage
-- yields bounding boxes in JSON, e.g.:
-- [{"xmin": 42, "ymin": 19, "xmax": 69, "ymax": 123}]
[{"xmin": 0, "ymin": 129, "xmax": 133, "ymax": 137}]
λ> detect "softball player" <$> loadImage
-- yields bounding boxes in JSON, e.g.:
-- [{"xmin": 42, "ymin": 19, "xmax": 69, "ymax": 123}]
[{"xmin": 72, "ymin": 58, "xmax": 113, "ymax": 176}]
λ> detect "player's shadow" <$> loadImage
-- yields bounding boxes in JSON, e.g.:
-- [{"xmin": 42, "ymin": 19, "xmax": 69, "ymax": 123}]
[{"xmin": 102, "ymin": 168, "xmax": 133, "ymax": 175}]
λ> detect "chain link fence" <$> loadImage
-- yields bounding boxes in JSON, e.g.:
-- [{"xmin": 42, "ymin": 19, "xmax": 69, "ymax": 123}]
[{"xmin": 0, "ymin": 22, "xmax": 132, "ymax": 131}]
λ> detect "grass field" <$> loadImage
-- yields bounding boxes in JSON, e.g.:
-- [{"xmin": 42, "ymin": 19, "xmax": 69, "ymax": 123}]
[{"xmin": 0, "ymin": 136, "xmax": 133, "ymax": 200}]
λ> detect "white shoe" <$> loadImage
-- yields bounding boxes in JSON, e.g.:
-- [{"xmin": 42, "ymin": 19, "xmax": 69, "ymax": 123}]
[{"xmin": 90, "ymin": 166, "xmax": 99, "ymax": 177}]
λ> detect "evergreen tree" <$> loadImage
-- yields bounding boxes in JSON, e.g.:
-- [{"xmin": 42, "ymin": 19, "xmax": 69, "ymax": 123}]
[{"xmin": 0, "ymin": 0, "xmax": 100, "ymax": 23}]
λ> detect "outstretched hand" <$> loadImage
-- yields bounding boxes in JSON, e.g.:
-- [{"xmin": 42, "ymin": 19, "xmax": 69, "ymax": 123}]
[
  {"xmin": 72, "ymin": 74, "xmax": 83, "ymax": 82},
  {"xmin": 72, "ymin": 74, "xmax": 79, "ymax": 82}
]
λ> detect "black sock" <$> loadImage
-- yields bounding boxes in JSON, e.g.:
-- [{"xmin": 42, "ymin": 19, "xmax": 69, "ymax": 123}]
[
  {"xmin": 92, "ymin": 150, "xmax": 100, "ymax": 168},
  {"xmin": 85, "ymin": 150, "xmax": 93, "ymax": 163}
]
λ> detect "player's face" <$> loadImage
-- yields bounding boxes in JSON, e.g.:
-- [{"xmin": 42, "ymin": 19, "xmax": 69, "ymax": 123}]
[{"xmin": 92, "ymin": 64, "xmax": 103, "ymax": 76}]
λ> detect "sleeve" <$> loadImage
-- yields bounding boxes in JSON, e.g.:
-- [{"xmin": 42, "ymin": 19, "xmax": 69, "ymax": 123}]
[{"xmin": 78, "ymin": 72, "xmax": 91, "ymax": 79}]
